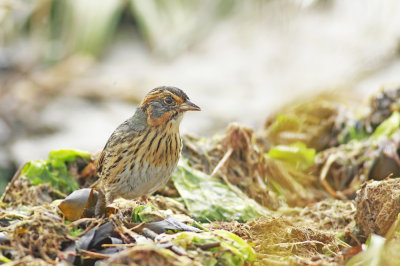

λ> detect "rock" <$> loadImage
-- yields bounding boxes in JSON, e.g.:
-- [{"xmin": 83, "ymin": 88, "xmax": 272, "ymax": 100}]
[{"xmin": 355, "ymin": 178, "xmax": 400, "ymax": 237}]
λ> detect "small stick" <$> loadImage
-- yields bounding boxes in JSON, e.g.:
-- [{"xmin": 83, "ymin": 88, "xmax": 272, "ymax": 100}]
[
  {"xmin": 194, "ymin": 242, "xmax": 221, "ymax": 249},
  {"xmin": 80, "ymin": 249, "xmax": 110, "ymax": 259},
  {"xmin": 266, "ymin": 240, "xmax": 326, "ymax": 247},
  {"xmin": 211, "ymin": 148, "xmax": 233, "ymax": 177},
  {"xmin": 69, "ymin": 218, "xmax": 98, "ymax": 226},
  {"xmin": 130, "ymin": 222, "xmax": 145, "ymax": 232},
  {"xmin": 113, "ymin": 220, "xmax": 138, "ymax": 243},
  {"xmin": 102, "ymin": 243, "xmax": 136, "ymax": 248},
  {"xmin": 319, "ymin": 154, "xmax": 341, "ymax": 198},
  {"xmin": 0, "ymin": 163, "xmax": 25, "ymax": 201}
]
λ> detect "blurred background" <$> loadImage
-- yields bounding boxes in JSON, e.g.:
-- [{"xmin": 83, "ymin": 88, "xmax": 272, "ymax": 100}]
[{"xmin": 1, "ymin": 0, "xmax": 400, "ymax": 193}]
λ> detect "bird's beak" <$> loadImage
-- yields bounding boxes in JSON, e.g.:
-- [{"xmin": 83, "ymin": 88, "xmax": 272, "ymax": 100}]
[{"xmin": 179, "ymin": 100, "xmax": 201, "ymax": 112}]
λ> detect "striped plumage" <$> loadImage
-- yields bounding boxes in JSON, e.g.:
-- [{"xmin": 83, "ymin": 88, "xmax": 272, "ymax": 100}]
[{"xmin": 96, "ymin": 86, "xmax": 200, "ymax": 204}]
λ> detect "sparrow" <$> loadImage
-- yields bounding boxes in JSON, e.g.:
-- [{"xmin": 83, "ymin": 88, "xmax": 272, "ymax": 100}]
[{"xmin": 95, "ymin": 86, "xmax": 200, "ymax": 212}]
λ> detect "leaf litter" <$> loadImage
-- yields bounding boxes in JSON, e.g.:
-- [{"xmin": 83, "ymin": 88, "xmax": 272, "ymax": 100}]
[{"xmin": 2, "ymin": 87, "xmax": 400, "ymax": 265}]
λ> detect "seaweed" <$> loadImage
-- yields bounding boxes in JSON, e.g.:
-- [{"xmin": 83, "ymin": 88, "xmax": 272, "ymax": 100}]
[
  {"xmin": 21, "ymin": 149, "xmax": 91, "ymax": 195},
  {"xmin": 268, "ymin": 142, "xmax": 316, "ymax": 171},
  {"xmin": 172, "ymin": 160, "xmax": 269, "ymax": 223}
]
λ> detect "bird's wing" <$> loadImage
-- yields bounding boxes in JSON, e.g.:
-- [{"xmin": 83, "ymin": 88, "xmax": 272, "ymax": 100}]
[
  {"xmin": 96, "ymin": 119, "xmax": 143, "ymax": 181},
  {"xmin": 96, "ymin": 149, "xmax": 106, "ymax": 175}
]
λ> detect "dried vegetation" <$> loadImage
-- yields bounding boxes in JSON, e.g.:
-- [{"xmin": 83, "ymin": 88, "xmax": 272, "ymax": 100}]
[{"xmin": 2, "ymin": 87, "xmax": 400, "ymax": 265}]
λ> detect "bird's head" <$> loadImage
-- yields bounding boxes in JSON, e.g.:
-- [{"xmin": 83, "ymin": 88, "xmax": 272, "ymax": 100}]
[{"xmin": 140, "ymin": 86, "xmax": 200, "ymax": 126}]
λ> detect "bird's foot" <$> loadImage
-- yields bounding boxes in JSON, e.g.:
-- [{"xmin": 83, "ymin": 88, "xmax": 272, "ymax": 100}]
[
  {"xmin": 139, "ymin": 195, "xmax": 151, "ymax": 204},
  {"xmin": 94, "ymin": 189, "xmax": 106, "ymax": 218}
]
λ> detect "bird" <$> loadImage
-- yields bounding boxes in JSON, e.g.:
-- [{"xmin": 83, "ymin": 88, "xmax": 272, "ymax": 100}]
[{"xmin": 94, "ymin": 86, "xmax": 200, "ymax": 214}]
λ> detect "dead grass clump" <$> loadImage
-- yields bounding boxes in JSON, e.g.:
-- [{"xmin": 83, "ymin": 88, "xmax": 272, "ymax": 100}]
[
  {"xmin": 264, "ymin": 98, "xmax": 345, "ymax": 151},
  {"xmin": 263, "ymin": 156, "xmax": 323, "ymax": 207},
  {"xmin": 286, "ymin": 199, "xmax": 356, "ymax": 232},
  {"xmin": 104, "ymin": 245, "xmax": 194, "ymax": 266},
  {"xmin": 355, "ymin": 178, "xmax": 400, "ymax": 238},
  {"xmin": 1, "ymin": 173, "xmax": 66, "ymax": 207},
  {"xmin": 206, "ymin": 220, "xmax": 252, "ymax": 239},
  {"xmin": 183, "ymin": 123, "xmax": 280, "ymax": 210},
  {"xmin": 313, "ymin": 140, "xmax": 380, "ymax": 199},
  {"xmin": 246, "ymin": 216, "xmax": 345, "ymax": 265},
  {"xmin": 217, "ymin": 124, "xmax": 279, "ymax": 208},
  {"xmin": 10, "ymin": 207, "xmax": 71, "ymax": 263},
  {"xmin": 183, "ymin": 123, "xmax": 326, "ymax": 209},
  {"xmin": 2, "ymin": 256, "xmax": 50, "ymax": 266}
]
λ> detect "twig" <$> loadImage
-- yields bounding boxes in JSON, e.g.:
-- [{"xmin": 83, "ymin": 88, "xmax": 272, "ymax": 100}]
[
  {"xmin": 320, "ymin": 154, "xmax": 345, "ymax": 199},
  {"xmin": 112, "ymin": 218, "xmax": 138, "ymax": 243},
  {"xmin": 72, "ymin": 218, "xmax": 103, "ymax": 237},
  {"xmin": 267, "ymin": 240, "xmax": 326, "ymax": 247},
  {"xmin": 194, "ymin": 242, "xmax": 220, "ymax": 249},
  {"xmin": 0, "ymin": 163, "xmax": 25, "ymax": 201},
  {"xmin": 130, "ymin": 222, "xmax": 145, "ymax": 232},
  {"xmin": 0, "ymin": 245, "xmax": 13, "ymax": 250},
  {"xmin": 80, "ymin": 249, "xmax": 110, "ymax": 259},
  {"xmin": 260, "ymin": 257, "xmax": 290, "ymax": 265},
  {"xmin": 211, "ymin": 148, "xmax": 233, "ymax": 177},
  {"xmin": 102, "ymin": 243, "xmax": 136, "ymax": 248},
  {"xmin": 68, "ymin": 218, "xmax": 98, "ymax": 227}
]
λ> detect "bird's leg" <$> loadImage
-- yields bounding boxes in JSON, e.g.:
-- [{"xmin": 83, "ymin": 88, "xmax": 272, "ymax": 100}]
[
  {"xmin": 140, "ymin": 195, "xmax": 151, "ymax": 204},
  {"xmin": 94, "ymin": 188, "xmax": 106, "ymax": 218}
]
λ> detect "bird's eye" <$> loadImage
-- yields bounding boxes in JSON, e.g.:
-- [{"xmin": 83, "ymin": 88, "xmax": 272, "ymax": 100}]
[{"xmin": 164, "ymin": 96, "xmax": 173, "ymax": 105}]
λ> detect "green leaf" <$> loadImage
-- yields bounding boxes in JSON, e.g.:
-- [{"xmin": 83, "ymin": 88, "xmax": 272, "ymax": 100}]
[
  {"xmin": 48, "ymin": 149, "xmax": 91, "ymax": 166},
  {"xmin": 267, "ymin": 142, "xmax": 316, "ymax": 171},
  {"xmin": 214, "ymin": 230, "xmax": 256, "ymax": 263},
  {"xmin": 21, "ymin": 149, "xmax": 90, "ymax": 195},
  {"xmin": 172, "ymin": 230, "xmax": 255, "ymax": 265},
  {"xmin": 339, "ymin": 112, "xmax": 400, "ymax": 145},
  {"xmin": 132, "ymin": 203, "xmax": 164, "ymax": 223},
  {"xmin": 371, "ymin": 111, "xmax": 400, "ymax": 140},
  {"xmin": 69, "ymin": 226, "xmax": 84, "ymax": 237},
  {"xmin": 268, "ymin": 114, "xmax": 300, "ymax": 135},
  {"xmin": 338, "ymin": 122, "xmax": 368, "ymax": 144},
  {"xmin": 0, "ymin": 254, "xmax": 12, "ymax": 263},
  {"xmin": 171, "ymin": 160, "xmax": 269, "ymax": 223}
]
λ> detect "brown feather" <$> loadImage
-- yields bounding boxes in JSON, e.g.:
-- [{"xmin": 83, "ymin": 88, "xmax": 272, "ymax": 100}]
[{"xmin": 95, "ymin": 86, "xmax": 198, "ymax": 206}]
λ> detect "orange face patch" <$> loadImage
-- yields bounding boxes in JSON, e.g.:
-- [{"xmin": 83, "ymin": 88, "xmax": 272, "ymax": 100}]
[{"xmin": 147, "ymin": 109, "xmax": 174, "ymax": 126}]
